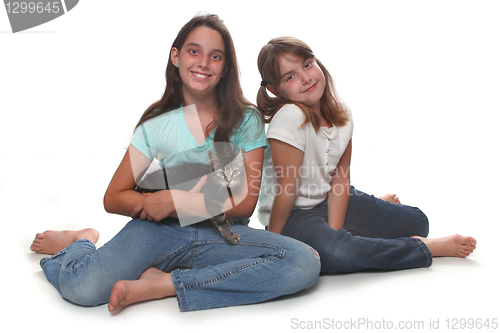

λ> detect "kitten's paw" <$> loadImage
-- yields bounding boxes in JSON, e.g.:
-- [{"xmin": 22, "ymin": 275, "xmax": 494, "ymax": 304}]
[{"xmin": 227, "ymin": 233, "xmax": 241, "ymax": 245}]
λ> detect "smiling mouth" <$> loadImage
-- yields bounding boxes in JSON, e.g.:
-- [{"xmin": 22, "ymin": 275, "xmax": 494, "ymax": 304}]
[
  {"xmin": 303, "ymin": 82, "xmax": 317, "ymax": 93},
  {"xmin": 192, "ymin": 71, "xmax": 211, "ymax": 79}
]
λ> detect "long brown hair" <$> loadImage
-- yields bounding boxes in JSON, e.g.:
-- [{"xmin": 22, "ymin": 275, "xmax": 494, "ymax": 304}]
[
  {"xmin": 136, "ymin": 14, "xmax": 257, "ymax": 146},
  {"xmin": 257, "ymin": 37, "xmax": 349, "ymax": 131}
]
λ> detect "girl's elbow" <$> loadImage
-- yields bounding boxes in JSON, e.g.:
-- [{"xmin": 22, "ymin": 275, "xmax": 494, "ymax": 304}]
[
  {"xmin": 239, "ymin": 206, "xmax": 255, "ymax": 219},
  {"xmin": 230, "ymin": 204, "xmax": 255, "ymax": 219},
  {"xmin": 103, "ymin": 191, "xmax": 120, "ymax": 214},
  {"xmin": 230, "ymin": 197, "xmax": 257, "ymax": 219},
  {"xmin": 103, "ymin": 194, "xmax": 113, "ymax": 213}
]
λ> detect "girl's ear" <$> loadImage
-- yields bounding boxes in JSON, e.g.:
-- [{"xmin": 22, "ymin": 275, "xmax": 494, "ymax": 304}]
[{"xmin": 171, "ymin": 47, "xmax": 179, "ymax": 67}]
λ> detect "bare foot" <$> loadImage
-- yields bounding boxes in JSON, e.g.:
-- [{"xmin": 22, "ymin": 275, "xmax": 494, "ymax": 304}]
[
  {"xmin": 108, "ymin": 267, "xmax": 176, "ymax": 315},
  {"xmin": 378, "ymin": 194, "xmax": 401, "ymax": 204},
  {"xmin": 30, "ymin": 228, "xmax": 100, "ymax": 255},
  {"xmin": 412, "ymin": 235, "xmax": 477, "ymax": 258}
]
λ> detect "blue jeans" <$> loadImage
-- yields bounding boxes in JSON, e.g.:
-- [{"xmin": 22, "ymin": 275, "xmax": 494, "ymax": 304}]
[
  {"xmin": 40, "ymin": 219, "xmax": 320, "ymax": 311},
  {"xmin": 281, "ymin": 186, "xmax": 432, "ymax": 273}
]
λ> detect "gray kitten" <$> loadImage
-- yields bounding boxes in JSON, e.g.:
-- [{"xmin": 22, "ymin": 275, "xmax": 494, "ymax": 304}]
[{"xmin": 135, "ymin": 149, "xmax": 245, "ymax": 245}]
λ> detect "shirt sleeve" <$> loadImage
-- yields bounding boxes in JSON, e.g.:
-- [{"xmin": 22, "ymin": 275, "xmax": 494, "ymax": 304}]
[
  {"xmin": 232, "ymin": 109, "xmax": 267, "ymax": 152},
  {"xmin": 130, "ymin": 119, "xmax": 160, "ymax": 160},
  {"xmin": 266, "ymin": 104, "xmax": 307, "ymax": 152}
]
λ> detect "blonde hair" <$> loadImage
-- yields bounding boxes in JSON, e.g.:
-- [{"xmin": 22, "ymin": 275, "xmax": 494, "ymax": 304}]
[{"xmin": 257, "ymin": 37, "xmax": 349, "ymax": 131}]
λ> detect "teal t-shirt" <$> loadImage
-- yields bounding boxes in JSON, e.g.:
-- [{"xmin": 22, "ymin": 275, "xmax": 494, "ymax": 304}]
[{"xmin": 130, "ymin": 106, "xmax": 266, "ymax": 225}]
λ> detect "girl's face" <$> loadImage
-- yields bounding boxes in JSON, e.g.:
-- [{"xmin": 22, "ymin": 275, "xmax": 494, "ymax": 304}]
[
  {"xmin": 171, "ymin": 26, "xmax": 226, "ymax": 104},
  {"xmin": 275, "ymin": 53, "xmax": 325, "ymax": 112}
]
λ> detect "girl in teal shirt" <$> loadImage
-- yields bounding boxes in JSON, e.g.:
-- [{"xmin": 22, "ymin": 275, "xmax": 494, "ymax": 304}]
[{"xmin": 31, "ymin": 14, "xmax": 320, "ymax": 314}]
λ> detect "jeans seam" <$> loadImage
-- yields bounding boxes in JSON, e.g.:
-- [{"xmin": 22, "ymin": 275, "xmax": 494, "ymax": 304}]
[
  {"xmin": 152, "ymin": 243, "xmax": 194, "ymax": 267},
  {"xmin": 230, "ymin": 241, "xmax": 284, "ymax": 258},
  {"xmin": 40, "ymin": 239, "xmax": 93, "ymax": 270},
  {"xmin": 189, "ymin": 226, "xmax": 199, "ymax": 267},
  {"xmin": 40, "ymin": 255, "xmax": 63, "ymax": 267},
  {"xmin": 181, "ymin": 242, "xmax": 284, "ymax": 290},
  {"xmin": 165, "ymin": 240, "xmax": 285, "ymax": 312},
  {"xmin": 152, "ymin": 239, "xmax": 285, "ymax": 269},
  {"xmin": 152, "ymin": 226, "xmax": 200, "ymax": 268},
  {"xmin": 40, "ymin": 249, "xmax": 66, "ymax": 266},
  {"xmin": 171, "ymin": 269, "xmax": 188, "ymax": 312},
  {"xmin": 183, "ymin": 256, "xmax": 276, "ymax": 290},
  {"xmin": 346, "ymin": 233, "xmax": 427, "ymax": 248},
  {"xmin": 343, "ymin": 224, "xmax": 380, "ymax": 238},
  {"xmin": 414, "ymin": 238, "xmax": 433, "ymax": 267}
]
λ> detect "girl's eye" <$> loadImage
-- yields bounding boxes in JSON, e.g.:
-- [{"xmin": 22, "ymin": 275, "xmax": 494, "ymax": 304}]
[
  {"xmin": 285, "ymin": 74, "xmax": 295, "ymax": 81},
  {"xmin": 212, "ymin": 54, "xmax": 222, "ymax": 60},
  {"xmin": 305, "ymin": 60, "xmax": 315, "ymax": 68},
  {"xmin": 189, "ymin": 50, "xmax": 198, "ymax": 55},
  {"xmin": 305, "ymin": 59, "xmax": 315, "ymax": 69}
]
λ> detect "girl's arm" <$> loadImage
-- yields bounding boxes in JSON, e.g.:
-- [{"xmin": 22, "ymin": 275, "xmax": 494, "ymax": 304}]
[
  {"xmin": 130, "ymin": 147, "xmax": 266, "ymax": 222},
  {"xmin": 327, "ymin": 139, "xmax": 352, "ymax": 230},
  {"xmin": 103, "ymin": 145, "xmax": 153, "ymax": 217},
  {"xmin": 267, "ymin": 139, "xmax": 304, "ymax": 234},
  {"xmin": 224, "ymin": 146, "xmax": 265, "ymax": 218}
]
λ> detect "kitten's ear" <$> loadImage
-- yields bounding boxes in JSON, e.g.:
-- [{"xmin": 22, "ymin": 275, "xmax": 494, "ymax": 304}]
[{"xmin": 208, "ymin": 151, "xmax": 222, "ymax": 169}]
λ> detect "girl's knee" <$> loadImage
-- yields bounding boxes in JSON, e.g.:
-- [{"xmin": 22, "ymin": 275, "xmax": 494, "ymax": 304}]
[
  {"xmin": 282, "ymin": 241, "xmax": 321, "ymax": 292},
  {"xmin": 60, "ymin": 286, "xmax": 109, "ymax": 307},
  {"xmin": 300, "ymin": 245, "xmax": 321, "ymax": 280},
  {"xmin": 414, "ymin": 208, "xmax": 429, "ymax": 237},
  {"xmin": 303, "ymin": 247, "xmax": 321, "ymax": 287},
  {"xmin": 59, "ymin": 274, "xmax": 110, "ymax": 306},
  {"xmin": 403, "ymin": 207, "xmax": 429, "ymax": 237}
]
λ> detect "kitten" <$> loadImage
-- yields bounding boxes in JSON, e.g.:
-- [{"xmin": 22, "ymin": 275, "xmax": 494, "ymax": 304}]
[{"xmin": 135, "ymin": 149, "xmax": 245, "ymax": 245}]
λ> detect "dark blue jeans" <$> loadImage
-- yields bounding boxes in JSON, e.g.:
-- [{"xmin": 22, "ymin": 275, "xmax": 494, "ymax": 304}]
[{"xmin": 281, "ymin": 186, "xmax": 432, "ymax": 273}]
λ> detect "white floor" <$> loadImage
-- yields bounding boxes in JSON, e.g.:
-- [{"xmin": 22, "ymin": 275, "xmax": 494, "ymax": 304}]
[
  {"xmin": 4, "ymin": 172, "xmax": 498, "ymax": 333},
  {"xmin": 6, "ymin": 218, "xmax": 498, "ymax": 333},
  {"xmin": 2, "ymin": 1, "xmax": 499, "ymax": 332}
]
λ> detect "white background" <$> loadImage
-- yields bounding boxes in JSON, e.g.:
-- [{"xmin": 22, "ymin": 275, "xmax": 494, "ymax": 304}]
[{"xmin": 1, "ymin": 1, "xmax": 499, "ymax": 332}]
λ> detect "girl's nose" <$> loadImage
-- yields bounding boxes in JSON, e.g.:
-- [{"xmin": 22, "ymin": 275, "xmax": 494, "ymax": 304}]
[
  {"xmin": 198, "ymin": 54, "xmax": 210, "ymax": 69},
  {"xmin": 301, "ymin": 73, "xmax": 312, "ymax": 85}
]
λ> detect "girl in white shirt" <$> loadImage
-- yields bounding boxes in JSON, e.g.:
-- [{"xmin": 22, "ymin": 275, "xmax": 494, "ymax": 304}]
[{"xmin": 257, "ymin": 37, "xmax": 476, "ymax": 272}]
